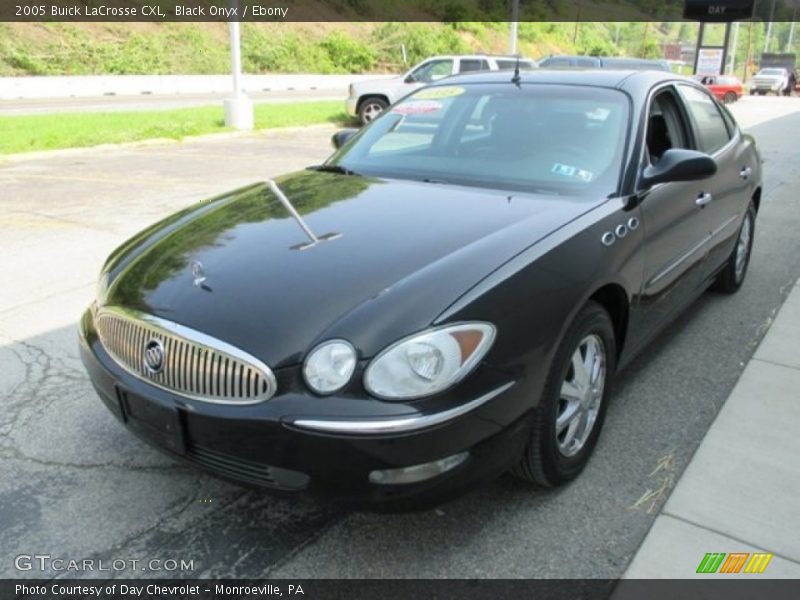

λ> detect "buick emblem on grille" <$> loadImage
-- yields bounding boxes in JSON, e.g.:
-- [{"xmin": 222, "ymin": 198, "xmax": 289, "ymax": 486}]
[{"xmin": 144, "ymin": 339, "xmax": 165, "ymax": 374}]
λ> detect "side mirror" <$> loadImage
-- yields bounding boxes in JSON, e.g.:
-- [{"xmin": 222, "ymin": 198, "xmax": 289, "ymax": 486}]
[
  {"xmin": 331, "ymin": 128, "xmax": 358, "ymax": 150},
  {"xmin": 404, "ymin": 73, "xmax": 417, "ymax": 84},
  {"xmin": 641, "ymin": 149, "xmax": 717, "ymax": 187}
]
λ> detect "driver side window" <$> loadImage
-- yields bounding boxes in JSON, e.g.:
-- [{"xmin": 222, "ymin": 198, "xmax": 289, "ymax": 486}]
[
  {"xmin": 411, "ymin": 59, "xmax": 454, "ymax": 83},
  {"xmin": 646, "ymin": 90, "xmax": 689, "ymax": 166}
]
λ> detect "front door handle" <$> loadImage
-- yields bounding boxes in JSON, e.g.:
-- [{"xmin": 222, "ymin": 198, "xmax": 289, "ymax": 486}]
[
  {"xmin": 696, "ymin": 192, "xmax": 713, "ymax": 207},
  {"xmin": 740, "ymin": 166, "xmax": 752, "ymax": 180}
]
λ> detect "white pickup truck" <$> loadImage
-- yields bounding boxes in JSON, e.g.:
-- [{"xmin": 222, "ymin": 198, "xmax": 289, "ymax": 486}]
[
  {"xmin": 750, "ymin": 67, "xmax": 791, "ymax": 95},
  {"xmin": 346, "ymin": 54, "xmax": 536, "ymax": 124}
]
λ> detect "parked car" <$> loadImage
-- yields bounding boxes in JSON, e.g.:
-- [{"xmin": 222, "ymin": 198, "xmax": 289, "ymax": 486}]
[
  {"xmin": 699, "ymin": 74, "xmax": 743, "ymax": 103},
  {"xmin": 539, "ymin": 55, "xmax": 671, "ymax": 72},
  {"xmin": 757, "ymin": 52, "xmax": 797, "ymax": 95},
  {"xmin": 750, "ymin": 67, "xmax": 791, "ymax": 95},
  {"xmin": 81, "ymin": 70, "xmax": 761, "ymax": 509},
  {"xmin": 346, "ymin": 54, "xmax": 536, "ymax": 124}
]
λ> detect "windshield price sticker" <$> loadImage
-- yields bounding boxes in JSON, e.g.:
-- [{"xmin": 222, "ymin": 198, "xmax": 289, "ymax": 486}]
[
  {"xmin": 392, "ymin": 100, "xmax": 443, "ymax": 115},
  {"xmin": 415, "ymin": 86, "xmax": 465, "ymax": 100}
]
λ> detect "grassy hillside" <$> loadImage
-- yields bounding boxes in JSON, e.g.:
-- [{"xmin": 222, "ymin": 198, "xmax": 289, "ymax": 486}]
[
  {"xmin": 1, "ymin": 21, "xmax": 679, "ymax": 76},
  {"xmin": 1, "ymin": 20, "xmax": 793, "ymax": 77}
]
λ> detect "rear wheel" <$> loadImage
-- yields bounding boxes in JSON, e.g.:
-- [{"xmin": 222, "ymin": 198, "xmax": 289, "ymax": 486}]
[
  {"xmin": 713, "ymin": 201, "xmax": 756, "ymax": 294},
  {"xmin": 723, "ymin": 91, "xmax": 737, "ymax": 104},
  {"xmin": 512, "ymin": 301, "xmax": 616, "ymax": 487},
  {"xmin": 358, "ymin": 97, "xmax": 388, "ymax": 125}
]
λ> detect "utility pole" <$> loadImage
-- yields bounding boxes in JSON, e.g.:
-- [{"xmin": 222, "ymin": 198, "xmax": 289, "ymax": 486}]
[
  {"xmin": 223, "ymin": 2, "xmax": 253, "ymax": 131},
  {"xmin": 743, "ymin": 19, "xmax": 754, "ymax": 83},
  {"xmin": 763, "ymin": 0, "xmax": 776, "ymax": 53},
  {"xmin": 509, "ymin": 0, "xmax": 519, "ymax": 55},
  {"xmin": 729, "ymin": 21, "xmax": 740, "ymax": 74}
]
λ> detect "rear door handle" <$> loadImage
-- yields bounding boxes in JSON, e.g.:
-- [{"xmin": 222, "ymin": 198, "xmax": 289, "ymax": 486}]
[
  {"xmin": 696, "ymin": 192, "xmax": 713, "ymax": 207},
  {"xmin": 740, "ymin": 166, "xmax": 752, "ymax": 180}
]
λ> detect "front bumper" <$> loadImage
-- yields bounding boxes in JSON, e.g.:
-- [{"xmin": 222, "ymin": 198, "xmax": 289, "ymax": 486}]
[
  {"xmin": 345, "ymin": 96, "xmax": 358, "ymax": 118},
  {"xmin": 79, "ymin": 308, "xmax": 527, "ymax": 507},
  {"xmin": 752, "ymin": 81, "xmax": 783, "ymax": 91}
]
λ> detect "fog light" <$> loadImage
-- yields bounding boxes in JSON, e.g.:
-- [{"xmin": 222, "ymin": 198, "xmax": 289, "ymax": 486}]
[{"xmin": 368, "ymin": 452, "xmax": 468, "ymax": 485}]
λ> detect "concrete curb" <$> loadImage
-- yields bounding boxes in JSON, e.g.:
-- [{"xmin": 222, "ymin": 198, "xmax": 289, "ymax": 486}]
[
  {"xmin": 0, "ymin": 122, "xmax": 342, "ymax": 164},
  {"xmin": 618, "ymin": 277, "xmax": 800, "ymax": 581}
]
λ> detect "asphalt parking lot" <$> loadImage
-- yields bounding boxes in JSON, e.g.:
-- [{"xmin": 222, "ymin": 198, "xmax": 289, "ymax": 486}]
[{"xmin": 2, "ymin": 96, "xmax": 800, "ymax": 579}]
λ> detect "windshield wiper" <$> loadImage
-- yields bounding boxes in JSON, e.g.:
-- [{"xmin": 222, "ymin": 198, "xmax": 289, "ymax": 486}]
[{"xmin": 308, "ymin": 164, "xmax": 360, "ymax": 176}]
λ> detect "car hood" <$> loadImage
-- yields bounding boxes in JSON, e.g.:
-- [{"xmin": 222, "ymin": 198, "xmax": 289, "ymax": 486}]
[
  {"xmin": 353, "ymin": 75, "xmax": 404, "ymax": 90},
  {"xmin": 103, "ymin": 171, "xmax": 600, "ymax": 368}
]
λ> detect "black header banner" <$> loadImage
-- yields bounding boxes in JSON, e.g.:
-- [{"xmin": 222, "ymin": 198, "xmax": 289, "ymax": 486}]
[{"xmin": 1, "ymin": 0, "xmax": 799, "ymax": 23}]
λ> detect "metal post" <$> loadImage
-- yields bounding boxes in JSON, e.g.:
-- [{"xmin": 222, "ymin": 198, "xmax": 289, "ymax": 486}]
[
  {"xmin": 693, "ymin": 22, "xmax": 706, "ymax": 74},
  {"xmin": 721, "ymin": 22, "xmax": 732, "ymax": 76},
  {"xmin": 230, "ymin": 21, "xmax": 243, "ymax": 96},
  {"xmin": 223, "ymin": 2, "xmax": 253, "ymax": 131},
  {"xmin": 509, "ymin": 0, "xmax": 519, "ymax": 55}
]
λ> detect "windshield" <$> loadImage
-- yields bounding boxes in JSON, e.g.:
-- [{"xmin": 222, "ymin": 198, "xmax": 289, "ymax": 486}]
[{"xmin": 331, "ymin": 83, "xmax": 630, "ymax": 197}]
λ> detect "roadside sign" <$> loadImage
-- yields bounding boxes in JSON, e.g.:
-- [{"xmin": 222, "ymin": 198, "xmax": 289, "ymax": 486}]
[
  {"xmin": 683, "ymin": 0, "xmax": 755, "ymax": 22},
  {"xmin": 696, "ymin": 48, "xmax": 725, "ymax": 75}
]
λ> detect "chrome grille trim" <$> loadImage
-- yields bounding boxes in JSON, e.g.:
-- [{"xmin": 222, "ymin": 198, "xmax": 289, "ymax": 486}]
[{"xmin": 94, "ymin": 306, "xmax": 277, "ymax": 404}]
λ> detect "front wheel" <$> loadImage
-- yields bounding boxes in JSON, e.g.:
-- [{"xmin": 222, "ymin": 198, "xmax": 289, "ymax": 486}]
[
  {"xmin": 512, "ymin": 301, "xmax": 616, "ymax": 487},
  {"xmin": 358, "ymin": 97, "xmax": 388, "ymax": 125},
  {"xmin": 723, "ymin": 91, "xmax": 737, "ymax": 104},
  {"xmin": 712, "ymin": 201, "xmax": 756, "ymax": 294}
]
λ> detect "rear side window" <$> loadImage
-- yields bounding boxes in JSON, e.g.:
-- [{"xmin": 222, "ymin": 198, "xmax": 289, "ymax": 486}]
[
  {"xmin": 542, "ymin": 57, "xmax": 572, "ymax": 68},
  {"xmin": 677, "ymin": 85, "xmax": 732, "ymax": 154},
  {"xmin": 496, "ymin": 59, "xmax": 536, "ymax": 71},
  {"xmin": 459, "ymin": 59, "xmax": 490, "ymax": 73}
]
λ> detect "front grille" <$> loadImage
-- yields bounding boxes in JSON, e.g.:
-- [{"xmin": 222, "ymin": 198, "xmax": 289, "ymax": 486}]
[
  {"xmin": 95, "ymin": 307, "xmax": 276, "ymax": 404},
  {"xmin": 186, "ymin": 444, "xmax": 310, "ymax": 490}
]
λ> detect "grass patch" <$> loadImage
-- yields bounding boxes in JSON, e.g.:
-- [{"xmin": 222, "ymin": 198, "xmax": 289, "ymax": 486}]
[{"xmin": 0, "ymin": 101, "xmax": 349, "ymax": 154}]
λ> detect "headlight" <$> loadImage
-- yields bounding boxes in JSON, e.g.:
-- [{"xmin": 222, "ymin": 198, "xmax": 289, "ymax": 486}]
[
  {"xmin": 364, "ymin": 323, "xmax": 496, "ymax": 400},
  {"xmin": 303, "ymin": 340, "xmax": 357, "ymax": 395}
]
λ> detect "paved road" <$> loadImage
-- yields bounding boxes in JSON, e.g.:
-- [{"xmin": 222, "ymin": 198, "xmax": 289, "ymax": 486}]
[
  {"xmin": 0, "ymin": 89, "xmax": 344, "ymax": 116},
  {"xmin": 1, "ymin": 97, "xmax": 799, "ymax": 579}
]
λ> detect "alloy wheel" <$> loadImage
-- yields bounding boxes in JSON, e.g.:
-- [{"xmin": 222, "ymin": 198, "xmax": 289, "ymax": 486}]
[
  {"xmin": 735, "ymin": 214, "xmax": 752, "ymax": 283},
  {"xmin": 556, "ymin": 334, "xmax": 606, "ymax": 457},
  {"xmin": 362, "ymin": 103, "xmax": 384, "ymax": 122}
]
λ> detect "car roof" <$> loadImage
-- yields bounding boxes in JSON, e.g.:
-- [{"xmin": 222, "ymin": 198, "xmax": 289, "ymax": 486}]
[
  {"xmin": 443, "ymin": 68, "xmax": 684, "ymax": 92},
  {"xmin": 423, "ymin": 54, "xmax": 535, "ymax": 61}
]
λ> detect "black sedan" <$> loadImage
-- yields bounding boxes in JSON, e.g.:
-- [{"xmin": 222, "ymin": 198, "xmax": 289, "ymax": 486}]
[{"xmin": 80, "ymin": 70, "xmax": 762, "ymax": 508}]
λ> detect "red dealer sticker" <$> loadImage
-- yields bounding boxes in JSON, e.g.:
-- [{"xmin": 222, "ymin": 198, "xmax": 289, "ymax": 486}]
[{"xmin": 392, "ymin": 100, "xmax": 443, "ymax": 115}]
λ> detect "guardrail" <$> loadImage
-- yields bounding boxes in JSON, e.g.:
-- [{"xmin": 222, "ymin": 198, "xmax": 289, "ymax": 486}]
[{"xmin": 0, "ymin": 73, "xmax": 393, "ymax": 100}]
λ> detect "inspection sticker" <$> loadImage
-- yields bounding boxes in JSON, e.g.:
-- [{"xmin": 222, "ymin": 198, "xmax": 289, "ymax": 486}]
[
  {"xmin": 414, "ymin": 86, "xmax": 465, "ymax": 99},
  {"xmin": 392, "ymin": 100, "xmax": 443, "ymax": 115},
  {"xmin": 552, "ymin": 163, "xmax": 594, "ymax": 182}
]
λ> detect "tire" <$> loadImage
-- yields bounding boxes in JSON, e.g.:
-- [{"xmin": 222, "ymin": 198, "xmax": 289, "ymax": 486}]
[
  {"xmin": 712, "ymin": 201, "xmax": 756, "ymax": 294},
  {"xmin": 358, "ymin": 97, "xmax": 388, "ymax": 125},
  {"xmin": 512, "ymin": 301, "xmax": 617, "ymax": 487},
  {"xmin": 723, "ymin": 91, "xmax": 737, "ymax": 104}
]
